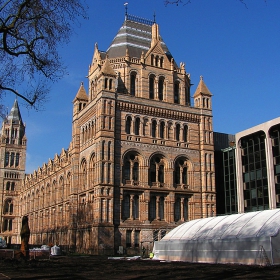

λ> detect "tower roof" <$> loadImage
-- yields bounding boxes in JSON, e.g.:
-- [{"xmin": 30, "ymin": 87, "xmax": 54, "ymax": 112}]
[
  {"xmin": 193, "ymin": 76, "xmax": 212, "ymax": 98},
  {"xmin": 106, "ymin": 14, "xmax": 173, "ymax": 60},
  {"xmin": 101, "ymin": 57, "xmax": 117, "ymax": 77},
  {"xmin": 73, "ymin": 82, "xmax": 88, "ymax": 102},
  {"xmin": 7, "ymin": 99, "xmax": 22, "ymax": 124}
]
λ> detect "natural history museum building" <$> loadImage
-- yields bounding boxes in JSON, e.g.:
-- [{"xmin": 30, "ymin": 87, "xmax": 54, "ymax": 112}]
[{"xmin": 0, "ymin": 13, "xmax": 215, "ymax": 254}]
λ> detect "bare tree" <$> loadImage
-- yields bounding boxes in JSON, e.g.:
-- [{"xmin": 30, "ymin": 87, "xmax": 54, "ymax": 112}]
[{"xmin": 0, "ymin": 0, "xmax": 87, "ymax": 109}]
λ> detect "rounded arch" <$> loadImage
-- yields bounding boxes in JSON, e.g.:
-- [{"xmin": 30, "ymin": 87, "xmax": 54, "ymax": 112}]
[
  {"xmin": 173, "ymin": 155, "xmax": 194, "ymax": 188},
  {"xmin": 122, "ymin": 148, "xmax": 145, "ymax": 163},
  {"xmin": 173, "ymin": 154, "xmax": 194, "ymax": 171},
  {"xmin": 148, "ymin": 153, "xmax": 168, "ymax": 186},
  {"xmin": 3, "ymin": 198, "xmax": 13, "ymax": 214},
  {"xmin": 122, "ymin": 149, "xmax": 144, "ymax": 185}
]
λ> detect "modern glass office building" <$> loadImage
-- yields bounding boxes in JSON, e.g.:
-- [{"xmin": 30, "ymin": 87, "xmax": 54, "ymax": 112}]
[{"xmin": 235, "ymin": 118, "xmax": 280, "ymax": 213}]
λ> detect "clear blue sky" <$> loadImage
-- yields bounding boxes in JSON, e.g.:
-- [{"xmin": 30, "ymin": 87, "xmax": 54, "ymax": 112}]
[{"xmin": 4, "ymin": 0, "xmax": 280, "ymax": 173}]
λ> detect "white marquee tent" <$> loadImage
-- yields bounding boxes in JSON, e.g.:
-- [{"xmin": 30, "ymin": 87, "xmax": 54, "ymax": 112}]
[{"xmin": 153, "ymin": 209, "xmax": 280, "ymax": 265}]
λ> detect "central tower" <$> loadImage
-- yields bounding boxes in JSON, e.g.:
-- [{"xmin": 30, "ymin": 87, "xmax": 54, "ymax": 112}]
[{"xmin": 70, "ymin": 13, "xmax": 215, "ymax": 253}]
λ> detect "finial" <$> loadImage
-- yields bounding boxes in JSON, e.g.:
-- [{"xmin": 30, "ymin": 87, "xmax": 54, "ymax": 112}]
[
  {"xmin": 200, "ymin": 75, "xmax": 203, "ymax": 80},
  {"xmin": 81, "ymin": 81, "xmax": 84, "ymax": 86},
  {"xmin": 124, "ymin": 2, "xmax": 128, "ymax": 19},
  {"xmin": 153, "ymin": 11, "xmax": 156, "ymax": 23}
]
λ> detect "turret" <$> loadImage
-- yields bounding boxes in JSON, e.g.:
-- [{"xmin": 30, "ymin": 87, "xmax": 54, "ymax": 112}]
[{"xmin": 193, "ymin": 76, "xmax": 212, "ymax": 109}]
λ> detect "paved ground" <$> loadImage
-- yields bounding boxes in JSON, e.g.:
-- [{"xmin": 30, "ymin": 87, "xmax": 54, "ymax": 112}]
[{"xmin": 0, "ymin": 255, "xmax": 279, "ymax": 279}]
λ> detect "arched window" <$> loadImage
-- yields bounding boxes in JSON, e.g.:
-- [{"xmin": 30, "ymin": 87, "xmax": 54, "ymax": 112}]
[
  {"xmin": 91, "ymin": 80, "xmax": 94, "ymax": 99},
  {"xmin": 123, "ymin": 153, "xmax": 140, "ymax": 184},
  {"xmin": 3, "ymin": 219, "xmax": 12, "ymax": 231},
  {"xmin": 125, "ymin": 116, "xmax": 132, "ymax": 134},
  {"xmin": 149, "ymin": 196, "xmax": 156, "ymax": 221},
  {"xmin": 174, "ymin": 158, "xmax": 188, "ymax": 186},
  {"xmin": 105, "ymin": 78, "xmax": 108, "ymax": 89},
  {"xmin": 81, "ymin": 159, "xmax": 87, "ymax": 189},
  {"xmin": 160, "ymin": 57, "xmax": 164, "ymax": 68},
  {"xmin": 123, "ymin": 195, "xmax": 130, "ymax": 220},
  {"xmin": 176, "ymin": 124, "xmax": 180, "ymax": 141},
  {"xmin": 133, "ymin": 195, "xmax": 139, "ymax": 219},
  {"xmin": 133, "ymin": 162, "xmax": 139, "ymax": 181},
  {"xmin": 158, "ymin": 165, "xmax": 164, "ymax": 183},
  {"xmin": 124, "ymin": 161, "xmax": 130, "ymax": 182},
  {"xmin": 4, "ymin": 199, "xmax": 13, "ymax": 214},
  {"xmin": 155, "ymin": 56, "xmax": 159, "ymax": 67},
  {"xmin": 150, "ymin": 162, "xmax": 156, "ymax": 183},
  {"xmin": 10, "ymin": 152, "xmax": 15, "ymax": 166},
  {"xmin": 6, "ymin": 182, "xmax": 10, "ymax": 191},
  {"xmin": 183, "ymin": 125, "xmax": 188, "ymax": 142},
  {"xmin": 109, "ymin": 79, "xmax": 112, "ymax": 90},
  {"xmin": 15, "ymin": 153, "xmax": 20, "ymax": 167},
  {"xmin": 160, "ymin": 122, "xmax": 165, "ymax": 138},
  {"xmin": 5, "ymin": 152, "xmax": 9, "ymax": 167},
  {"xmin": 183, "ymin": 198, "xmax": 188, "ymax": 221},
  {"xmin": 135, "ymin": 117, "xmax": 140, "ymax": 135},
  {"xmin": 174, "ymin": 82, "xmax": 180, "ymax": 103},
  {"xmin": 152, "ymin": 120, "xmax": 157, "ymax": 138},
  {"xmin": 185, "ymin": 85, "xmax": 190, "ymax": 106},
  {"xmin": 108, "ymin": 142, "xmax": 111, "ymax": 160},
  {"xmin": 130, "ymin": 72, "xmax": 136, "ymax": 96},
  {"xmin": 159, "ymin": 197, "xmax": 165, "ymax": 220},
  {"xmin": 174, "ymin": 197, "xmax": 181, "ymax": 222},
  {"xmin": 149, "ymin": 75, "xmax": 155, "ymax": 99},
  {"xmin": 151, "ymin": 54, "xmax": 154, "ymax": 66},
  {"xmin": 149, "ymin": 155, "xmax": 165, "ymax": 186},
  {"xmin": 182, "ymin": 167, "xmax": 188, "ymax": 185},
  {"xmin": 158, "ymin": 78, "xmax": 164, "ymax": 101}
]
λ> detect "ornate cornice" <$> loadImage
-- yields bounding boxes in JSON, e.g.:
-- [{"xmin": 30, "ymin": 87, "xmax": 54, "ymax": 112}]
[{"xmin": 117, "ymin": 101, "xmax": 200, "ymax": 123}]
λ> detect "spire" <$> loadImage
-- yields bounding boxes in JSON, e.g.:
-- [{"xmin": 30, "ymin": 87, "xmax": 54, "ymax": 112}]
[
  {"xmin": 7, "ymin": 99, "xmax": 22, "ymax": 124},
  {"xmin": 124, "ymin": 2, "xmax": 128, "ymax": 20},
  {"xmin": 151, "ymin": 23, "xmax": 160, "ymax": 48},
  {"xmin": 193, "ymin": 76, "xmax": 212, "ymax": 98}
]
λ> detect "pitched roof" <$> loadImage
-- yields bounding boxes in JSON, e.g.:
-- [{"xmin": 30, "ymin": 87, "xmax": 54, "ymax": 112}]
[
  {"xmin": 7, "ymin": 99, "xmax": 22, "ymax": 124},
  {"xmin": 193, "ymin": 76, "xmax": 212, "ymax": 97},
  {"xmin": 101, "ymin": 57, "xmax": 116, "ymax": 77},
  {"xmin": 106, "ymin": 14, "xmax": 173, "ymax": 60},
  {"xmin": 74, "ymin": 82, "xmax": 88, "ymax": 102}
]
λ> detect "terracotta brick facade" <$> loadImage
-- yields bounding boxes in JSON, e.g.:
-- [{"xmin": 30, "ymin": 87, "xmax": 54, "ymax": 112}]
[{"xmin": 0, "ymin": 14, "xmax": 215, "ymax": 254}]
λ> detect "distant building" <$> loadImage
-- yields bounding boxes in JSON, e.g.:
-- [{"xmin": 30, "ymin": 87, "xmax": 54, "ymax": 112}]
[
  {"xmin": 0, "ymin": 13, "xmax": 215, "ymax": 254},
  {"xmin": 213, "ymin": 132, "xmax": 235, "ymax": 215},
  {"xmin": 0, "ymin": 100, "xmax": 27, "ymax": 244},
  {"xmin": 236, "ymin": 117, "xmax": 280, "ymax": 213},
  {"xmin": 218, "ymin": 117, "xmax": 280, "ymax": 215}
]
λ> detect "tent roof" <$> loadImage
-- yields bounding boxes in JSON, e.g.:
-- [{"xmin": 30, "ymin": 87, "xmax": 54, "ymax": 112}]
[{"xmin": 163, "ymin": 209, "xmax": 280, "ymax": 241}]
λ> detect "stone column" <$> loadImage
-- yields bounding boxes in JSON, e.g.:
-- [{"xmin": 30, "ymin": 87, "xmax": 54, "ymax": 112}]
[
  {"xmin": 156, "ymin": 196, "xmax": 160, "ymax": 220},
  {"xmin": 130, "ymin": 195, "xmax": 134, "ymax": 219}
]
